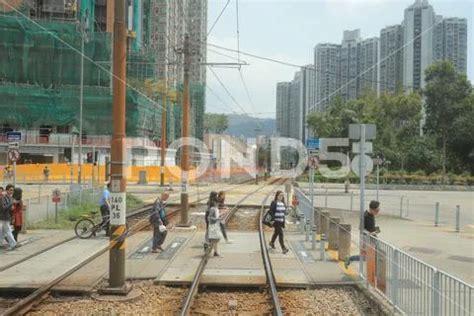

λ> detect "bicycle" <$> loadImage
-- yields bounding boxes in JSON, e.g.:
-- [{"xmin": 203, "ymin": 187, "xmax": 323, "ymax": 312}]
[{"xmin": 74, "ymin": 211, "xmax": 110, "ymax": 239}]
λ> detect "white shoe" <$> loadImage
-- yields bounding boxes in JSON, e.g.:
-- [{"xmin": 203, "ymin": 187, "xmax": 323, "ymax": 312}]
[{"xmin": 225, "ymin": 239, "xmax": 234, "ymax": 244}]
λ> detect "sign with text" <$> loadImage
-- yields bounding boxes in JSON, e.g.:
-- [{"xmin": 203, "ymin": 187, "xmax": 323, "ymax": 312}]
[
  {"xmin": 305, "ymin": 138, "xmax": 320, "ymax": 150},
  {"xmin": 6, "ymin": 132, "xmax": 21, "ymax": 142},
  {"xmin": 109, "ymin": 193, "xmax": 126, "ymax": 225}
]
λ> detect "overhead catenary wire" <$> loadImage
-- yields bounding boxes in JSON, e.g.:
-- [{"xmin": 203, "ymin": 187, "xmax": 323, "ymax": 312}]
[{"xmin": 207, "ymin": 0, "xmax": 231, "ymax": 36}]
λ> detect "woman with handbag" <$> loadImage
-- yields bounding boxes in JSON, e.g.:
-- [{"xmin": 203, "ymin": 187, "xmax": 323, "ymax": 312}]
[
  {"xmin": 269, "ymin": 190, "xmax": 289, "ymax": 254},
  {"xmin": 207, "ymin": 193, "xmax": 223, "ymax": 257}
]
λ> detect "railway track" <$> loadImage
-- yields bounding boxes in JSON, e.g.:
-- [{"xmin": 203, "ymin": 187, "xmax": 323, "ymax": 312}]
[
  {"xmin": 179, "ymin": 177, "xmax": 288, "ymax": 315},
  {"xmin": 2, "ymin": 177, "xmax": 280, "ymax": 315}
]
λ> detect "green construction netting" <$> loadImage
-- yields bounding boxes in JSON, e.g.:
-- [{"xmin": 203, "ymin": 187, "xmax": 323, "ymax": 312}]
[
  {"xmin": 0, "ymin": 83, "xmax": 163, "ymax": 137},
  {"xmin": 0, "ymin": 13, "xmax": 204, "ymax": 140}
]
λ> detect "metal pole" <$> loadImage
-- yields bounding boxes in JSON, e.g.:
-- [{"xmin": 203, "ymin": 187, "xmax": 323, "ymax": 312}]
[
  {"xmin": 376, "ymin": 163, "xmax": 379, "ymax": 201},
  {"xmin": 399, "ymin": 196, "xmax": 404, "ymax": 218},
  {"xmin": 406, "ymin": 198, "xmax": 410, "ymax": 217},
  {"xmin": 359, "ymin": 124, "xmax": 366, "ymax": 278},
  {"xmin": 310, "ymin": 167, "xmax": 315, "ymax": 250},
  {"xmin": 350, "ymin": 191, "xmax": 353, "ymax": 212},
  {"xmin": 434, "ymin": 202, "xmax": 440, "ymax": 226},
  {"xmin": 13, "ymin": 161, "xmax": 16, "ymax": 187},
  {"xmin": 455, "ymin": 205, "xmax": 460, "ymax": 232},
  {"xmin": 324, "ymin": 188, "xmax": 328, "ymax": 208},
  {"xmin": 160, "ymin": 86, "xmax": 167, "ymax": 187},
  {"xmin": 55, "ymin": 201, "xmax": 58, "ymax": 224},
  {"xmin": 180, "ymin": 34, "xmax": 191, "ymax": 225},
  {"xmin": 78, "ymin": 33, "xmax": 84, "ymax": 185},
  {"xmin": 108, "ymin": 0, "xmax": 127, "ymax": 290}
]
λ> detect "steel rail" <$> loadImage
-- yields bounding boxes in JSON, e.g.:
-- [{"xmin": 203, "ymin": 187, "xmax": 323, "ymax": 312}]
[
  {"xmin": 180, "ymin": 177, "xmax": 286, "ymax": 316},
  {"xmin": 258, "ymin": 178, "xmax": 287, "ymax": 316},
  {"xmin": 3, "ymin": 178, "xmax": 261, "ymax": 315}
]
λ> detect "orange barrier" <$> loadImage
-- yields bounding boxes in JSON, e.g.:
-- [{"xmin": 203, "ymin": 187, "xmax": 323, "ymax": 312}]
[{"xmin": 0, "ymin": 163, "xmax": 257, "ymax": 183}]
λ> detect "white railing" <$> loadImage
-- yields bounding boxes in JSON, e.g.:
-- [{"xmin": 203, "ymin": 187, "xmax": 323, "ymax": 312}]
[{"xmin": 295, "ymin": 188, "xmax": 473, "ymax": 315}]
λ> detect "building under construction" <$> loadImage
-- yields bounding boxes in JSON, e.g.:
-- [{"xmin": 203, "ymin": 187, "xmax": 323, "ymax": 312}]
[{"xmin": 0, "ymin": 0, "xmax": 206, "ymax": 165}]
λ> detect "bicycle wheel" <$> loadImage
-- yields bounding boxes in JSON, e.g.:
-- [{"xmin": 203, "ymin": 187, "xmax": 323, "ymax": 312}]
[{"xmin": 75, "ymin": 218, "xmax": 96, "ymax": 239}]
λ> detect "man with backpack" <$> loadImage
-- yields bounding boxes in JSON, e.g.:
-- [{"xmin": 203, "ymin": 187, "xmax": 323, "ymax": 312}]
[
  {"xmin": 0, "ymin": 184, "xmax": 18, "ymax": 250},
  {"xmin": 150, "ymin": 192, "xmax": 169, "ymax": 253}
]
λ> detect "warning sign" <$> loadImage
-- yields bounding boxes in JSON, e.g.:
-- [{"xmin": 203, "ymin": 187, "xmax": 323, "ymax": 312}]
[{"xmin": 109, "ymin": 192, "xmax": 126, "ymax": 225}]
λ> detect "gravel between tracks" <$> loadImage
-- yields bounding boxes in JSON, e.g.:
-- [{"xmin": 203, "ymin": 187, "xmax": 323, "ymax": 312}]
[
  {"xmin": 279, "ymin": 287, "xmax": 382, "ymax": 315},
  {"xmin": 27, "ymin": 282, "xmax": 185, "ymax": 315}
]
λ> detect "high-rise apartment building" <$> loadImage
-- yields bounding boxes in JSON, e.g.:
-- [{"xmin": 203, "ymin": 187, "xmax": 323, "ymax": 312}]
[
  {"xmin": 149, "ymin": 0, "xmax": 207, "ymax": 139},
  {"xmin": 358, "ymin": 37, "xmax": 379, "ymax": 95},
  {"xmin": 340, "ymin": 30, "xmax": 361, "ymax": 101},
  {"xmin": 434, "ymin": 17, "xmax": 468, "ymax": 74},
  {"xmin": 276, "ymin": 82, "xmax": 291, "ymax": 138},
  {"xmin": 402, "ymin": 0, "xmax": 435, "ymax": 90},
  {"xmin": 380, "ymin": 24, "xmax": 404, "ymax": 94},
  {"xmin": 289, "ymin": 71, "xmax": 303, "ymax": 141},
  {"xmin": 314, "ymin": 43, "xmax": 341, "ymax": 112},
  {"xmin": 303, "ymin": 65, "xmax": 316, "ymax": 141}
]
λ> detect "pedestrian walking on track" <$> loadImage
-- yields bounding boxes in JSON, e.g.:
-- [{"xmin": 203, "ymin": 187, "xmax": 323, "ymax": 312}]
[
  {"xmin": 217, "ymin": 191, "xmax": 231, "ymax": 243},
  {"xmin": 150, "ymin": 192, "xmax": 170, "ymax": 253},
  {"xmin": 0, "ymin": 184, "xmax": 18, "ymax": 250},
  {"xmin": 99, "ymin": 182, "xmax": 111, "ymax": 237},
  {"xmin": 12, "ymin": 187, "xmax": 23, "ymax": 242},
  {"xmin": 269, "ymin": 190, "xmax": 289, "ymax": 254},
  {"xmin": 207, "ymin": 193, "xmax": 223, "ymax": 257}
]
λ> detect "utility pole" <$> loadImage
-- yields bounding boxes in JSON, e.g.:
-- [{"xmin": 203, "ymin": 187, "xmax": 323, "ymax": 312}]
[
  {"xmin": 78, "ymin": 19, "xmax": 87, "ymax": 185},
  {"xmin": 358, "ymin": 124, "xmax": 366, "ymax": 278},
  {"xmin": 106, "ymin": 0, "xmax": 128, "ymax": 293},
  {"xmin": 180, "ymin": 34, "xmax": 191, "ymax": 225},
  {"xmin": 160, "ymin": 81, "xmax": 167, "ymax": 187}
]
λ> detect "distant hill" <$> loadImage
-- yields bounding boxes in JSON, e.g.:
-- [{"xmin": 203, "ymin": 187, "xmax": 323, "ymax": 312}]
[{"xmin": 224, "ymin": 114, "xmax": 275, "ymax": 138}]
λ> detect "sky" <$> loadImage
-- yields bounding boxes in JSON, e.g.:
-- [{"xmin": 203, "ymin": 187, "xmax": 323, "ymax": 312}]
[{"xmin": 205, "ymin": 0, "xmax": 474, "ymax": 118}]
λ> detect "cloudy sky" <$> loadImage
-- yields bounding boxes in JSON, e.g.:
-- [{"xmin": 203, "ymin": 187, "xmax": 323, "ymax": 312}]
[{"xmin": 205, "ymin": 0, "xmax": 474, "ymax": 118}]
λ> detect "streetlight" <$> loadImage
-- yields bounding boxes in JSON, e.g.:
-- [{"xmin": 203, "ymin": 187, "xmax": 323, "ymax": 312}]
[{"xmin": 77, "ymin": 12, "xmax": 89, "ymax": 185}]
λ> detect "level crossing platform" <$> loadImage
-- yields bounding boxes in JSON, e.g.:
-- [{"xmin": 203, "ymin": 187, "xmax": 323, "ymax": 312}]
[{"xmin": 0, "ymin": 222, "xmax": 354, "ymax": 294}]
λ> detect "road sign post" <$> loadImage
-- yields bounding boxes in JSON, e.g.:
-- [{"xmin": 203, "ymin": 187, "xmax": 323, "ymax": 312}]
[
  {"xmin": 308, "ymin": 156, "xmax": 319, "ymax": 250},
  {"xmin": 52, "ymin": 189, "xmax": 61, "ymax": 224},
  {"xmin": 8, "ymin": 147, "xmax": 20, "ymax": 186},
  {"xmin": 349, "ymin": 123, "xmax": 376, "ymax": 279}
]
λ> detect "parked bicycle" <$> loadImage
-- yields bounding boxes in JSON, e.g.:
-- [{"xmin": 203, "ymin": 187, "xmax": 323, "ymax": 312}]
[{"xmin": 74, "ymin": 211, "xmax": 110, "ymax": 239}]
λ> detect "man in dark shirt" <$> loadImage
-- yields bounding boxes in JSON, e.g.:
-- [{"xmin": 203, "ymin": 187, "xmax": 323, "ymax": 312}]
[{"xmin": 344, "ymin": 200, "xmax": 380, "ymax": 269}]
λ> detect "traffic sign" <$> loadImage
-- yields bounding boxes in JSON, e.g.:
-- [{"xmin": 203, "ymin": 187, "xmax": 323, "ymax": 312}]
[
  {"xmin": 308, "ymin": 156, "xmax": 319, "ymax": 169},
  {"xmin": 52, "ymin": 196, "xmax": 61, "ymax": 203},
  {"xmin": 349, "ymin": 124, "xmax": 376, "ymax": 140},
  {"xmin": 6, "ymin": 132, "xmax": 21, "ymax": 142},
  {"xmin": 8, "ymin": 142, "xmax": 19, "ymax": 149},
  {"xmin": 52, "ymin": 189, "xmax": 61, "ymax": 198},
  {"xmin": 351, "ymin": 155, "xmax": 374, "ymax": 177},
  {"xmin": 7, "ymin": 149, "xmax": 20, "ymax": 162},
  {"xmin": 305, "ymin": 138, "xmax": 320, "ymax": 150},
  {"xmin": 372, "ymin": 158, "xmax": 383, "ymax": 166},
  {"xmin": 352, "ymin": 142, "xmax": 373, "ymax": 154}
]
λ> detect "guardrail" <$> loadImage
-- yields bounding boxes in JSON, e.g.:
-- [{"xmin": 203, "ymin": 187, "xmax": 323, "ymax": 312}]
[
  {"xmin": 363, "ymin": 233, "xmax": 473, "ymax": 316},
  {"xmin": 294, "ymin": 187, "xmax": 473, "ymax": 315}
]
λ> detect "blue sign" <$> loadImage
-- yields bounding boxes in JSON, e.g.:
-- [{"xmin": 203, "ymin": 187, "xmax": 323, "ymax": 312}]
[
  {"xmin": 6, "ymin": 132, "xmax": 21, "ymax": 142},
  {"xmin": 305, "ymin": 138, "xmax": 320, "ymax": 150}
]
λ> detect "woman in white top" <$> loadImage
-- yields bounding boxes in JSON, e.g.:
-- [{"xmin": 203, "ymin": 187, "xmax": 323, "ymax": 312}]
[
  {"xmin": 268, "ymin": 190, "xmax": 289, "ymax": 254},
  {"xmin": 207, "ymin": 194, "xmax": 223, "ymax": 257}
]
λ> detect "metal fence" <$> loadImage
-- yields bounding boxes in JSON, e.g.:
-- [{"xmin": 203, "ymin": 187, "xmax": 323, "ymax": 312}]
[
  {"xmin": 363, "ymin": 232, "xmax": 473, "ymax": 315},
  {"xmin": 294, "ymin": 187, "xmax": 473, "ymax": 316},
  {"xmin": 24, "ymin": 186, "xmax": 102, "ymax": 225}
]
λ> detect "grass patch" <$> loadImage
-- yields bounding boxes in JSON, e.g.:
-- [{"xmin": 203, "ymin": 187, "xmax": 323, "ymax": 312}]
[{"xmin": 29, "ymin": 193, "xmax": 144, "ymax": 230}]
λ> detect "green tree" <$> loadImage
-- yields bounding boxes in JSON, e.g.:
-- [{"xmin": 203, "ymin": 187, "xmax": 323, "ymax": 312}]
[
  {"xmin": 424, "ymin": 61, "xmax": 472, "ymax": 179},
  {"xmin": 204, "ymin": 113, "xmax": 228, "ymax": 134}
]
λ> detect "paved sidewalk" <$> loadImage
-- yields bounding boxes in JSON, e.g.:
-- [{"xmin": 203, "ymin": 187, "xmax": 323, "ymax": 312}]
[{"xmin": 320, "ymin": 208, "xmax": 474, "ymax": 284}]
